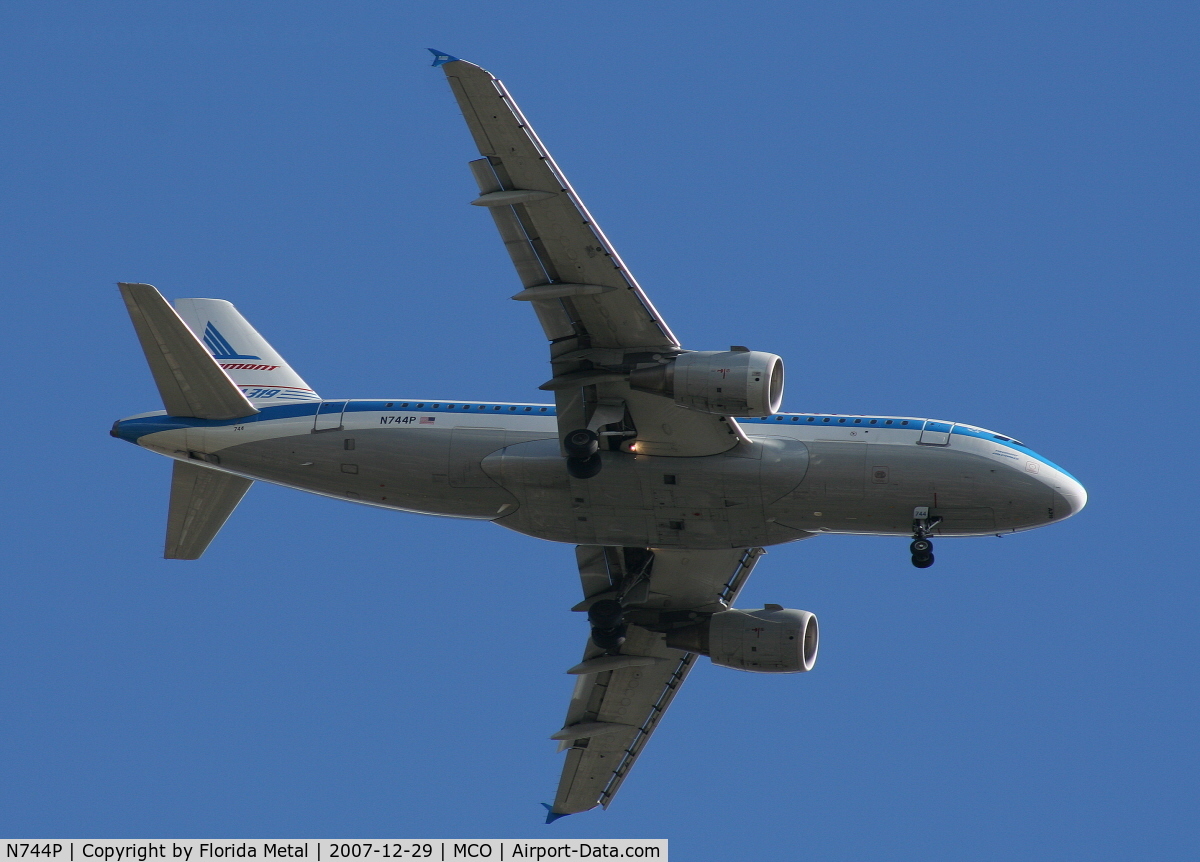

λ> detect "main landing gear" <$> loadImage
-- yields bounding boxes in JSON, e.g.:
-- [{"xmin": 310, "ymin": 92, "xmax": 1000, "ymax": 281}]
[
  {"xmin": 910, "ymin": 507, "xmax": 942, "ymax": 568},
  {"xmin": 587, "ymin": 599, "xmax": 627, "ymax": 652},
  {"xmin": 564, "ymin": 428, "xmax": 603, "ymax": 479}
]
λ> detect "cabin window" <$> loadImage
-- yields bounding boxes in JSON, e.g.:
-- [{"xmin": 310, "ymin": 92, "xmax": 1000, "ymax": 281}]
[
  {"xmin": 870, "ymin": 419, "xmax": 877, "ymax": 424},
  {"xmin": 385, "ymin": 402, "xmax": 393, "ymax": 408},
  {"xmin": 663, "ymin": 475, "xmax": 677, "ymax": 485},
  {"xmin": 854, "ymin": 419, "xmax": 861, "ymax": 424},
  {"xmin": 885, "ymin": 420, "xmax": 893, "ymax": 425},
  {"xmin": 341, "ymin": 464, "xmax": 358, "ymax": 474},
  {"xmin": 344, "ymin": 439, "xmax": 355, "ymax": 451},
  {"xmin": 839, "ymin": 418, "xmax": 846, "ymax": 423},
  {"xmin": 823, "ymin": 418, "xmax": 830, "ymax": 423},
  {"xmin": 902, "ymin": 420, "xmax": 909, "ymax": 425}
]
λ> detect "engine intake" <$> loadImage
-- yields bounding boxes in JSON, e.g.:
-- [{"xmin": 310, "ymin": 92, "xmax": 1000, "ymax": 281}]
[
  {"xmin": 629, "ymin": 350, "xmax": 784, "ymax": 417},
  {"xmin": 666, "ymin": 606, "xmax": 818, "ymax": 673}
]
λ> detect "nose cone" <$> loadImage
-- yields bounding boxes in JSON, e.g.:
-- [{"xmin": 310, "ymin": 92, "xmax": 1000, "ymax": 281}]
[{"xmin": 1052, "ymin": 473, "xmax": 1088, "ymax": 520}]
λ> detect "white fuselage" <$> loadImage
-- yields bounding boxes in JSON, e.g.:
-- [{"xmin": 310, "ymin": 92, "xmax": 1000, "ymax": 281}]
[{"xmin": 113, "ymin": 399, "xmax": 1086, "ymax": 549}]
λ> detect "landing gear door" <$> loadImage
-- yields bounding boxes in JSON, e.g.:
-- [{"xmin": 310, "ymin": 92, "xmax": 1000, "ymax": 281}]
[
  {"xmin": 313, "ymin": 400, "xmax": 346, "ymax": 432},
  {"xmin": 918, "ymin": 419, "xmax": 953, "ymax": 446}
]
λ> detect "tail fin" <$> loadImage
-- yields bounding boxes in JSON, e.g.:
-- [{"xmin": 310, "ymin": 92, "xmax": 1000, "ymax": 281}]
[
  {"xmin": 119, "ymin": 283, "xmax": 260, "ymax": 420},
  {"xmin": 174, "ymin": 298, "xmax": 319, "ymax": 405},
  {"xmin": 165, "ymin": 460, "xmax": 253, "ymax": 559}
]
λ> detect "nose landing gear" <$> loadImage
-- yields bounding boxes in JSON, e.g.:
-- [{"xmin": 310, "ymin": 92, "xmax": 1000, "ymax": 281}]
[{"xmin": 910, "ymin": 507, "xmax": 942, "ymax": 568}]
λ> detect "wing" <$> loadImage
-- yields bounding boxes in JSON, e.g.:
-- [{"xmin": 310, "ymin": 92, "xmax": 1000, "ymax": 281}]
[
  {"xmin": 545, "ymin": 545, "xmax": 765, "ymax": 821},
  {"xmin": 440, "ymin": 59, "xmax": 745, "ymax": 457}
]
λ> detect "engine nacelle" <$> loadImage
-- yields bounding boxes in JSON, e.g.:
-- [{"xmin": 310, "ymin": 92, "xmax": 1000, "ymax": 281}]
[
  {"xmin": 665, "ymin": 606, "xmax": 818, "ymax": 673},
  {"xmin": 628, "ymin": 350, "xmax": 784, "ymax": 417}
]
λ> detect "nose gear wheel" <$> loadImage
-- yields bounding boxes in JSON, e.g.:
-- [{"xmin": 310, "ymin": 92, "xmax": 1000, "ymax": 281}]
[{"xmin": 910, "ymin": 514, "xmax": 942, "ymax": 568}]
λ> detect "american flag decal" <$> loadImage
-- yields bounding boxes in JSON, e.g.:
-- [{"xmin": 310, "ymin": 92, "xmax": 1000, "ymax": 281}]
[{"xmin": 419, "ymin": 417, "xmax": 436, "ymax": 425}]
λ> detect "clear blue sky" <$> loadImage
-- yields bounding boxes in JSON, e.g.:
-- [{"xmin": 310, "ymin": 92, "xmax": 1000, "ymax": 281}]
[{"xmin": 1, "ymin": 2, "xmax": 1197, "ymax": 859}]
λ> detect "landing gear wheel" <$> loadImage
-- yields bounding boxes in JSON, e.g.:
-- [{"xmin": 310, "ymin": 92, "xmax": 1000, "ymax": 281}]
[
  {"xmin": 566, "ymin": 453, "xmax": 602, "ymax": 479},
  {"xmin": 591, "ymin": 625, "xmax": 627, "ymax": 651},
  {"xmin": 588, "ymin": 599, "xmax": 627, "ymax": 651},
  {"xmin": 909, "ymin": 512, "xmax": 940, "ymax": 566},
  {"xmin": 563, "ymin": 428, "xmax": 600, "ymax": 459}
]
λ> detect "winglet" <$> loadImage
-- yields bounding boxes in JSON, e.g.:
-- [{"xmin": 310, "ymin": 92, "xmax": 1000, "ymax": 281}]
[
  {"xmin": 541, "ymin": 803, "xmax": 571, "ymax": 824},
  {"xmin": 428, "ymin": 48, "xmax": 459, "ymax": 67}
]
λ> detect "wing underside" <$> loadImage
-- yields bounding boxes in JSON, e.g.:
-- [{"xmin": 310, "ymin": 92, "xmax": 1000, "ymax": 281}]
[
  {"xmin": 438, "ymin": 55, "xmax": 774, "ymax": 820},
  {"xmin": 548, "ymin": 546, "xmax": 764, "ymax": 819},
  {"xmin": 441, "ymin": 59, "xmax": 744, "ymax": 457},
  {"xmin": 443, "ymin": 60, "xmax": 677, "ymax": 353}
]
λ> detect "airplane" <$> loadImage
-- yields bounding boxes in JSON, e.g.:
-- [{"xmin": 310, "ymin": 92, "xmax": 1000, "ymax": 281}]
[{"xmin": 109, "ymin": 51, "xmax": 1088, "ymax": 822}]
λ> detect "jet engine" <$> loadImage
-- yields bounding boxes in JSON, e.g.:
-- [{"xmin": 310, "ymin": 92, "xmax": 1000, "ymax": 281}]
[
  {"xmin": 629, "ymin": 350, "xmax": 784, "ymax": 417},
  {"xmin": 665, "ymin": 606, "xmax": 818, "ymax": 673}
]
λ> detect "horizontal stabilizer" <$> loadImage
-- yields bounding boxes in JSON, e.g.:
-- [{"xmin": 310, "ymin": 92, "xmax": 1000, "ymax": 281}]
[
  {"xmin": 119, "ymin": 283, "xmax": 259, "ymax": 420},
  {"xmin": 165, "ymin": 461, "xmax": 253, "ymax": 559}
]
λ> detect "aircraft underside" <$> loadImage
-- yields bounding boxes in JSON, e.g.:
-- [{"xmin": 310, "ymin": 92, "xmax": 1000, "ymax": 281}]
[
  {"xmin": 121, "ymin": 406, "xmax": 1075, "ymax": 549},
  {"xmin": 109, "ymin": 51, "xmax": 1087, "ymax": 821}
]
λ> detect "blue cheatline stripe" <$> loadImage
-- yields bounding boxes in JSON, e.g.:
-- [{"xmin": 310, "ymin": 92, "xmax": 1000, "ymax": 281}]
[
  {"xmin": 342, "ymin": 400, "xmax": 556, "ymax": 415},
  {"xmin": 947, "ymin": 424, "xmax": 1077, "ymax": 481},
  {"xmin": 111, "ymin": 403, "xmax": 321, "ymax": 442},
  {"xmin": 110, "ymin": 400, "xmax": 1074, "ymax": 477},
  {"xmin": 741, "ymin": 414, "xmax": 1074, "ymax": 479}
]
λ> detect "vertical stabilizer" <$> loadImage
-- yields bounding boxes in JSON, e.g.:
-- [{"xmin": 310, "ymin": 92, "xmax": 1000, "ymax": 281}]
[
  {"xmin": 174, "ymin": 298, "xmax": 319, "ymax": 405},
  {"xmin": 165, "ymin": 461, "xmax": 253, "ymax": 559}
]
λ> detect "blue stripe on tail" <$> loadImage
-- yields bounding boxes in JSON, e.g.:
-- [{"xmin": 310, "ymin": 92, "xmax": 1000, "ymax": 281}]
[{"xmin": 203, "ymin": 322, "xmax": 261, "ymax": 360}]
